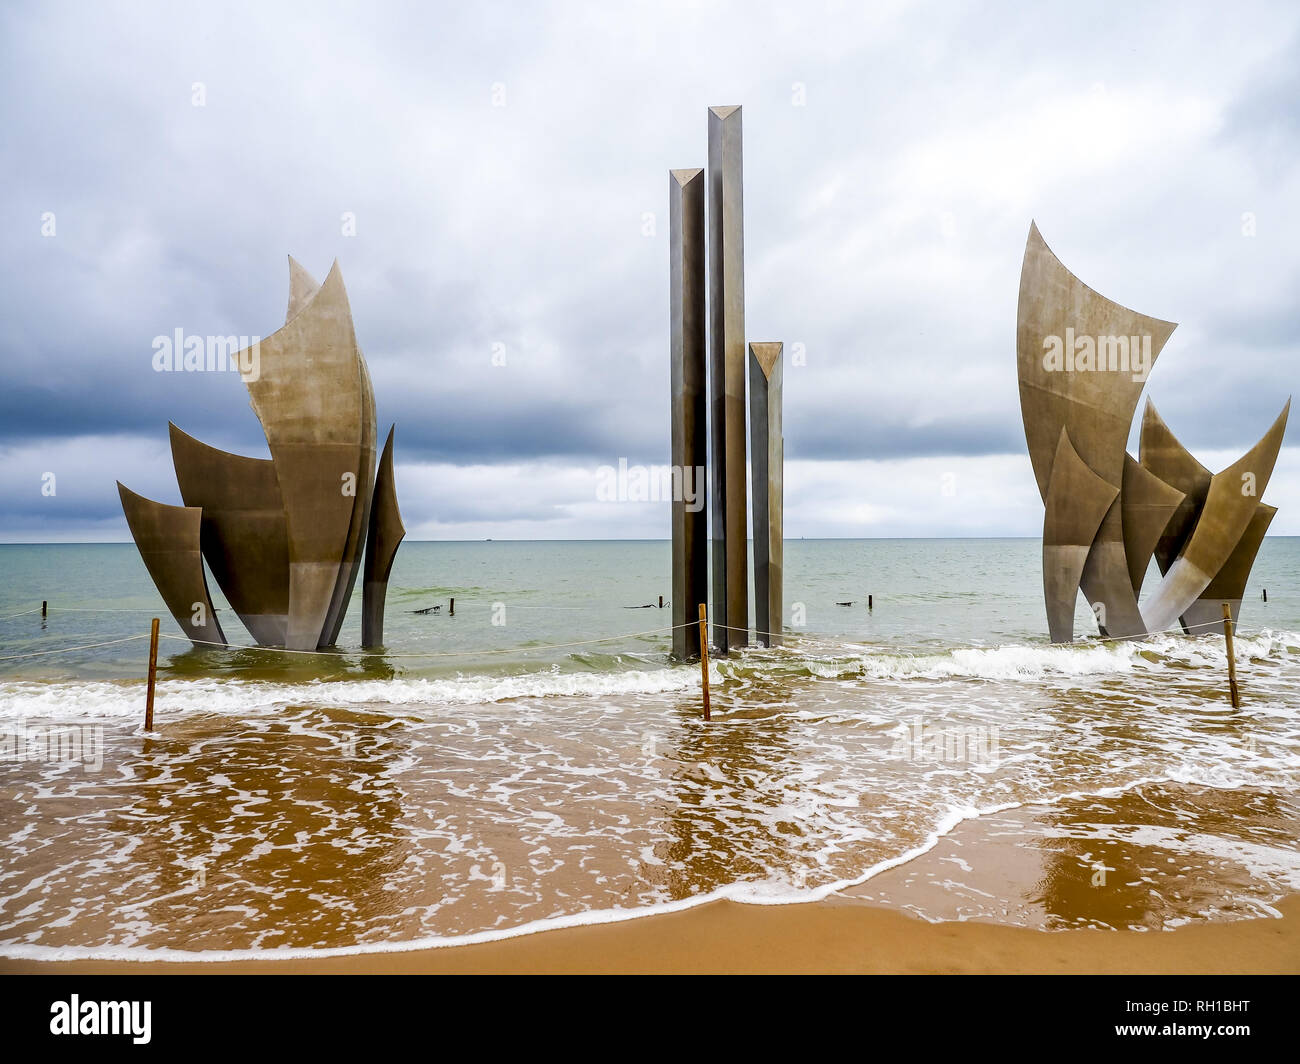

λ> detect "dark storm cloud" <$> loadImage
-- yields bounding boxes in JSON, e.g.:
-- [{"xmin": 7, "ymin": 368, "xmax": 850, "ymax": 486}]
[{"xmin": 0, "ymin": 0, "xmax": 1297, "ymax": 538}]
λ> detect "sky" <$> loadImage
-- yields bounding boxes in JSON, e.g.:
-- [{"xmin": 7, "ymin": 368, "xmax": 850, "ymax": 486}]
[{"xmin": 0, "ymin": 0, "xmax": 1296, "ymax": 540}]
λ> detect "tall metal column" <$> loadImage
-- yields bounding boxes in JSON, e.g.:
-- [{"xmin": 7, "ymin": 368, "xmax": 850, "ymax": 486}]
[
  {"xmin": 669, "ymin": 168, "xmax": 708, "ymax": 661},
  {"xmin": 749, "ymin": 343, "xmax": 783, "ymax": 647},
  {"xmin": 708, "ymin": 105, "xmax": 748, "ymax": 653}
]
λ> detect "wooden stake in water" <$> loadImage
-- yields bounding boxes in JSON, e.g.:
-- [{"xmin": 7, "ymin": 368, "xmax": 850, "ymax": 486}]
[
  {"xmin": 144, "ymin": 617, "xmax": 160, "ymax": 731},
  {"xmin": 698, "ymin": 602, "xmax": 711, "ymax": 721},
  {"xmin": 450, "ymin": 597, "xmax": 455, "ymax": 616},
  {"xmin": 1222, "ymin": 602, "xmax": 1240, "ymax": 710},
  {"xmin": 41, "ymin": 600, "xmax": 47, "ymax": 619}
]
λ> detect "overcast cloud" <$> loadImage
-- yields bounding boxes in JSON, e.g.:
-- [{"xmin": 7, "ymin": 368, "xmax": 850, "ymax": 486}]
[{"xmin": 1, "ymin": 0, "xmax": 1296, "ymax": 540}]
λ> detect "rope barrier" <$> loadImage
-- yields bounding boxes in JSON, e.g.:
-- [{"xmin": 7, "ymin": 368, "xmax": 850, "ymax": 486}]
[
  {"xmin": 0, "ymin": 634, "xmax": 150, "ymax": 662},
  {"xmin": 0, "ymin": 605, "xmax": 161, "ymax": 622},
  {"xmin": 0, "ymin": 601, "xmax": 1286, "ymax": 666},
  {"xmin": 408, "ymin": 602, "xmax": 667, "ymax": 613},
  {"xmin": 468, "ymin": 603, "xmax": 604, "ymax": 611},
  {"xmin": 6, "ymin": 600, "xmax": 1276, "ymax": 640},
  {"xmin": 11, "ymin": 619, "xmax": 1272, "ymax": 665},
  {"xmin": 46, "ymin": 606, "xmax": 165, "ymax": 614},
  {"xmin": 156, "ymin": 622, "xmax": 689, "ymax": 659},
  {"xmin": 825, "ymin": 616, "xmax": 1259, "ymax": 656}
]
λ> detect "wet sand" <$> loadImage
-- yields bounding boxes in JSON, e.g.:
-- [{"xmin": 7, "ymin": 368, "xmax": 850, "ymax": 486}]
[
  {"xmin": 845, "ymin": 783, "xmax": 1300, "ymax": 930},
  {"xmin": 3, "ymin": 894, "xmax": 1296, "ymax": 975},
  {"xmin": 6, "ymin": 779, "xmax": 1298, "ymax": 975}
]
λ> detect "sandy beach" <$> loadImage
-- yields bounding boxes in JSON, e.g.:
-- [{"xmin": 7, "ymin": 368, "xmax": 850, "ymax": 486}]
[{"xmin": 3, "ymin": 894, "xmax": 1295, "ymax": 975}]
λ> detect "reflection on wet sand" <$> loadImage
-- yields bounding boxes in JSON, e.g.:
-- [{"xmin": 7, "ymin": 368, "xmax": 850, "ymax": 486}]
[
  {"xmin": 849, "ymin": 783, "xmax": 1299, "ymax": 929},
  {"xmin": 1, "ymin": 706, "xmax": 408, "ymax": 949},
  {"xmin": 651, "ymin": 685, "xmax": 799, "ymax": 900}
]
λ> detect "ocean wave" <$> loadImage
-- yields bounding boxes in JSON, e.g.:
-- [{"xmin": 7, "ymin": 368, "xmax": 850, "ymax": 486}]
[
  {"xmin": 2, "ymin": 629, "xmax": 1294, "ymax": 719},
  {"xmin": 826, "ymin": 629, "xmax": 1300, "ymax": 682},
  {"xmin": 0, "ymin": 665, "xmax": 710, "ymax": 721}
]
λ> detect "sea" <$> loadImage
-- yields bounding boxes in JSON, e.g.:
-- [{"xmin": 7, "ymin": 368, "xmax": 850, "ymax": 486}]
[{"xmin": 1, "ymin": 538, "xmax": 1297, "ymax": 960}]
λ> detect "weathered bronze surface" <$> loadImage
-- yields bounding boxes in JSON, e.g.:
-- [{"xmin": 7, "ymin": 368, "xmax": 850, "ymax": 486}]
[
  {"xmin": 670, "ymin": 168, "xmax": 708, "ymax": 661},
  {"xmin": 1182, "ymin": 503, "xmax": 1276, "ymax": 631},
  {"xmin": 169, "ymin": 422, "xmax": 290, "ymax": 646},
  {"xmin": 749, "ymin": 342, "xmax": 783, "ymax": 647},
  {"xmin": 321, "ymin": 341, "xmax": 377, "ymax": 648},
  {"xmin": 1018, "ymin": 222, "xmax": 1177, "ymax": 638},
  {"xmin": 1140, "ymin": 401, "xmax": 1289, "ymax": 634},
  {"xmin": 117, "ymin": 483, "xmax": 227, "ymax": 647},
  {"xmin": 1041, "ymin": 429, "xmax": 1118, "ymax": 643},
  {"xmin": 1017, "ymin": 223, "xmax": 1287, "ymax": 641},
  {"xmin": 120, "ymin": 256, "xmax": 395, "ymax": 651},
  {"xmin": 362, "ymin": 426, "xmax": 405, "ymax": 648},
  {"xmin": 1120, "ymin": 454, "xmax": 1185, "ymax": 596},
  {"xmin": 243, "ymin": 261, "xmax": 370, "ymax": 649},
  {"xmin": 1140, "ymin": 400, "xmax": 1213, "ymax": 579},
  {"xmin": 708, "ymin": 105, "xmax": 748, "ymax": 653}
]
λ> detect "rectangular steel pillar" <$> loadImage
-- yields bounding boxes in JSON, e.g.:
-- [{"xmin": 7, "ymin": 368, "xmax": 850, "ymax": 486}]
[
  {"xmin": 708, "ymin": 105, "xmax": 748, "ymax": 653},
  {"xmin": 749, "ymin": 342, "xmax": 783, "ymax": 647},
  {"xmin": 669, "ymin": 168, "xmax": 708, "ymax": 661}
]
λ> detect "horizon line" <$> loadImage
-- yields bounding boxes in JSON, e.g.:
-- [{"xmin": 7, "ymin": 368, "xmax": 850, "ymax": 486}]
[{"xmin": 1, "ymin": 535, "xmax": 1297, "ymax": 546}]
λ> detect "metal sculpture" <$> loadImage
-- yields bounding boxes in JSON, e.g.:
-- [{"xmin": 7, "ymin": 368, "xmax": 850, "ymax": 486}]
[
  {"xmin": 1017, "ymin": 222, "xmax": 1288, "ymax": 641},
  {"xmin": 668, "ymin": 106, "xmax": 788, "ymax": 658},
  {"xmin": 119, "ymin": 257, "xmax": 402, "ymax": 650}
]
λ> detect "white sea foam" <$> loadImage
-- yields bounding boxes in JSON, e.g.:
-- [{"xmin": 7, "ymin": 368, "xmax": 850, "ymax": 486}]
[
  {"xmin": 0, "ymin": 773, "xmax": 1281, "ymax": 963},
  {"xmin": 0, "ymin": 665, "xmax": 713, "ymax": 721},
  {"xmin": 839, "ymin": 629, "xmax": 1298, "ymax": 682},
  {"xmin": 0, "ymin": 799, "xmax": 1003, "ymax": 961},
  {"xmin": 2, "ymin": 630, "xmax": 1293, "ymax": 721},
  {"xmin": 855, "ymin": 642, "xmax": 1149, "ymax": 680}
]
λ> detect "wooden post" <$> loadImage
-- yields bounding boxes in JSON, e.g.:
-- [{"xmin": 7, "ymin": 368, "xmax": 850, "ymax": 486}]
[
  {"xmin": 41, "ymin": 600, "xmax": 47, "ymax": 619},
  {"xmin": 450, "ymin": 597, "xmax": 455, "ymax": 616},
  {"xmin": 144, "ymin": 617, "xmax": 160, "ymax": 731},
  {"xmin": 658, "ymin": 595, "xmax": 664, "ymax": 609},
  {"xmin": 698, "ymin": 603, "xmax": 711, "ymax": 721},
  {"xmin": 1222, "ymin": 602, "xmax": 1240, "ymax": 710},
  {"xmin": 868, "ymin": 594, "xmax": 873, "ymax": 611},
  {"xmin": 1262, "ymin": 589, "xmax": 1267, "ymax": 602}
]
